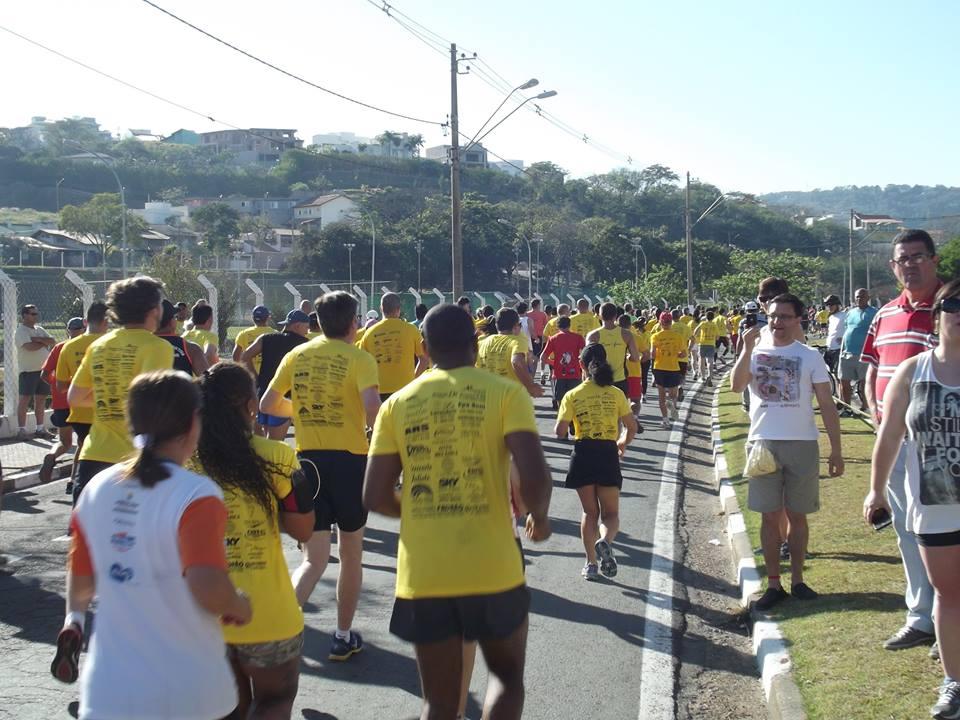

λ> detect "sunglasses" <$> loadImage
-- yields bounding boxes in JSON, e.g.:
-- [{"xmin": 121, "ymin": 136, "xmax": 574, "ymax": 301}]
[{"xmin": 936, "ymin": 297, "xmax": 960, "ymax": 315}]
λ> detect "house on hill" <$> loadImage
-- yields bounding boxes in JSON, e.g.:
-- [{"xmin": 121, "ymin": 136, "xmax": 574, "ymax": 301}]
[{"xmin": 293, "ymin": 193, "xmax": 359, "ymax": 229}]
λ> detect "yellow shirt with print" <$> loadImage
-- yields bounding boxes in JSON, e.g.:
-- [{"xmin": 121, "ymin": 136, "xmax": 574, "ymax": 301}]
[
  {"xmin": 234, "ymin": 325, "xmax": 275, "ymax": 373},
  {"xmin": 680, "ymin": 314, "xmax": 695, "ymax": 327},
  {"xmin": 645, "ymin": 317, "xmax": 659, "ymax": 333},
  {"xmin": 57, "ymin": 333, "xmax": 103, "ymax": 425},
  {"xmin": 651, "ymin": 328, "xmax": 684, "ymax": 372},
  {"xmin": 596, "ymin": 327, "xmax": 628, "ymax": 383},
  {"xmin": 694, "ymin": 320, "xmax": 719, "ymax": 346},
  {"xmin": 73, "ymin": 329, "xmax": 174, "ymax": 463},
  {"xmin": 714, "ymin": 315, "xmax": 729, "ymax": 337},
  {"xmin": 267, "ymin": 336, "xmax": 379, "ymax": 454},
  {"xmin": 672, "ymin": 320, "xmax": 692, "ymax": 360},
  {"xmin": 543, "ymin": 317, "xmax": 561, "ymax": 338},
  {"xmin": 182, "ymin": 328, "xmax": 218, "ymax": 354},
  {"xmin": 369, "ymin": 366, "xmax": 535, "ymax": 599},
  {"xmin": 360, "ymin": 317, "xmax": 424, "ymax": 394},
  {"xmin": 558, "ymin": 380, "xmax": 631, "ymax": 441},
  {"xmin": 626, "ymin": 328, "xmax": 649, "ymax": 378},
  {"xmin": 729, "ymin": 314, "xmax": 742, "ymax": 334},
  {"xmin": 569, "ymin": 312, "xmax": 600, "ymax": 338},
  {"xmin": 218, "ymin": 435, "xmax": 304, "ymax": 644},
  {"xmin": 476, "ymin": 333, "xmax": 529, "ymax": 384}
]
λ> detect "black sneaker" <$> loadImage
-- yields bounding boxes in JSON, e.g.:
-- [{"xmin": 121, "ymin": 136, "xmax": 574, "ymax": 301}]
[
  {"xmin": 755, "ymin": 586, "xmax": 788, "ymax": 611},
  {"xmin": 883, "ymin": 625, "xmax": 936, "ymax": 650},
  {"xmin": 51, "ymin": 623, "xmax": 83, "ymax": 684},
  {"xmin": 791, "ymin": 582, "xmax": 818, "ymax": 601},
  {"xmin": 329, "ymin": 630, "xmax": 363, "ymax": 661},
  {"xmin": 932, "ymin": 680, "xmax": 960, "ymax": 719}
]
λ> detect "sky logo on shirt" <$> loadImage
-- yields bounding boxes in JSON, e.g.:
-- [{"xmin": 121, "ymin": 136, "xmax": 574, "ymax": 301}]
[
  {"xmin": 109, "ymin": 563, "xmax": 134, "ymax": 583},
  {"xmin": 110, "ymin": 532, "xmax": 136, "ymax": 552}
]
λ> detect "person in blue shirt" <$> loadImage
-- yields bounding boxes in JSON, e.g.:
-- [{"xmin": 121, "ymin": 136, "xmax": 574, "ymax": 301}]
[{"xmin": 838, "ymin": 287, "xmax": 878, "ymax": 415}]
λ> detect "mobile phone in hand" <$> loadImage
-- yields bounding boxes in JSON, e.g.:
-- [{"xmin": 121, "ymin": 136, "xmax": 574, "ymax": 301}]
[{"xmin": 870, "ymin": 508, "xmax": 892, "ymax": 531}]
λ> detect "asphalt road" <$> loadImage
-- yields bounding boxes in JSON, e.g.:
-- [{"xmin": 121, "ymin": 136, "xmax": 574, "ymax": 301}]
[{"xmin": 0, "ymin": 378, "xmax": 759, "ymax": 720}]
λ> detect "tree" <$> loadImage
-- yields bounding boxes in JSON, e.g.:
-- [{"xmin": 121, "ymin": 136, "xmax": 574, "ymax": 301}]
[
  {"xmin": 59, "ymin": 193, "xmax": 147, "ymax": 264},
  {"xmin": 637, "ymin": 164, "xmax": 679, "ymax": 192},
  {"xmin": 191, "ymin": 202, "xmax": 241, "ymax": 253},
  {"xmin": 937, "ymin": 237, "xmax": 960, "ymax": 281},
  {"xmin": 605, "ymin": 264, "xmax": 687, "ymax": 308},
  {"xmin": 710, "ymin": 249, "xmax": 824, "ymax": 305}
]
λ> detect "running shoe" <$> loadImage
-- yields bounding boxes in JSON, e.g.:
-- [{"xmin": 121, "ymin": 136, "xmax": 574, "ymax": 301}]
[
  {"xmin": 329, "ymin": 630, "xmax": 363, "ymax": 661},
  {"xmin": 669, "ymin": 402, "xmax": 679, "ymax": 421},
  {"xmin": 883, "ymin": 625, "xmax": 935, "ymax": 650},
  {"xmin": 51, "ymin": 623, "xmax": 83, "ymax": 684},
  {"xmin": 932, "ymin": 680, "xmax": 960, "ymax": 719},
  {"xmin": 705, "ymin": 378, "xmax": 712, "ymax": 387},
  {"xmin": 581, "ymin": 563, "xmax": 599, "ymax": 581},
  {"xmin": 16, "ymin": 428, "xmax": 28, "ymax": 441},
  {"xmin": 931, "ymin": 641, "xmax": 941, "ymax": 661},
  {"xmin": 791, "ymin": 582, "xmax": 819, "ymax": 601},
  {"xmin": 661, "ymin": 418, "xmax": 672, "ymax": 429},
  {"xmin": 35, "ymin": 427, "xmax": 53, "ymax": 439},
  {"xmin": 755, "ymin": 586, "xmax": 788, "ymax": 612},
  {"xmin": 595, "ymin": 539, "xmax": 618, "ymax": 578},
  {"xmin": 39, "ymin": 453, "xmax": 56, "ymax": 485}
]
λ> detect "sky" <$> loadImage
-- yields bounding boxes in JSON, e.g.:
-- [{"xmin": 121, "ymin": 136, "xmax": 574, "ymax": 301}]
[{"xmin": 2, "ymin": 0, "xmax": 958, "ymax": 194}]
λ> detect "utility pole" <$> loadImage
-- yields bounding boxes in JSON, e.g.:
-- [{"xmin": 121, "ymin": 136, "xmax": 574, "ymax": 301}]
[
  {"xmin": 848, "ymin": 209, "xmax": 855, "ymax": 305},
  {"xmin": 450, "ymin": 43, "xmax": 463, "ymax": 301},
  {"xmin": 685, "ymin": 171, "xmax": 693, "ymax": 308}
]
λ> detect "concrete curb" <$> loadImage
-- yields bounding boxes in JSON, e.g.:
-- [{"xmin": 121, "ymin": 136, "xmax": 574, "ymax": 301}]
[
  {"xmin": 710, "ymin": 382, "xmax": 807, "ymax": 720},
  {"xmin": 2, "ymin": 460, "xmax": 71, "ymax": 494}
]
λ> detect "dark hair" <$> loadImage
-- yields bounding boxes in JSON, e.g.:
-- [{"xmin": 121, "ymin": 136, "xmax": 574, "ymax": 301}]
[
  {"xmin": 122, "ymin": 370, "xmax": 200, "ymax": 488},
  {"xmin": 496, "ymin": 308, "xmax": 520, "ymax": 332},
  {"xmin": 176, "ymin": 302, "xmax": 188, "ymax": 310},
  {"xmin": 933, "ymin": 278, "xmax": 960, "ymax": 333},
  {"xmin": 191, "ymin": 304, "xmax": 213, "ymax": 325},
  {"xmin": 415, "ymin": 303, "xmax": 428, "ymax": 321},
  {"xmin": 456, "ymin": 296, "xmax": 471, "ymax": 307},
  {"xmin": 316, "ymin": 291, "xmax": 357, "ymax": 338},
  {"xmin": 197, "ymin": 362, "xmax": 280, "ymax": 516},
  {"xmin": 19, "ymin": 304, "xmax": 37, "ymax": 317},
  {"xmin": 769, "ymin": 293, "xmax": 804, "ymax": 318},
  {"xmin": 706, "ymin": 310, "xmax": 715, "ymax": 321},
  {"xmin": 107, "ymin": 276, "xmax": 164, "ymax": 326},
  {"xmin": 308, "ymin": 311, "xmax": 320, "ymax": 332},
  {"xmin": 577, "ymin": 298, "xmax": 590, "ymax": 310},
  {"xmin": 481, "ymin": 305, "xmax": 495, "ymax": 318},
  {"xmin": 86, "ymin": 300, "xmax": 108, "ymax": 325},
  {"xmin": 160, "ymin": 299, "xmax": 178, "ymax": 329},
  {"xmin": 531, "ymin": 298, "xmax": 541, "ymax": 309},
  {"xmin": 758, "ymin": 277, "xmax": 789, "ymax": 299},
  {"xmin": 892, "ymin": 228, "xmax": 936, "ymax": 256},
  {"xmin": 558, "ymin": 316, "xmax": 571, "ymax": 330},
  {"xmin": 592, "ymin": 302, "xmax": 601, "ymax": 316},
  {"xmin": 580, "ymin": 344, "xmax": 613, "ymax": 387},
  {"xmin": 517, "ymin": 302, "xmax": 528, "ymax": 315},
  {"xmin": 381, "ymin": 292, "xmax": 401, "ymax": 315},
  {"xmin": 617, "ymin": 314, "xmax": 631, "ymax": 329},
  {"xmin": 600, "ymin": 302, "xmax": 617, "ymax": 321},
  {"xmin": 422, "ymin": 304, "xmax": 478, "ymax": 357}
]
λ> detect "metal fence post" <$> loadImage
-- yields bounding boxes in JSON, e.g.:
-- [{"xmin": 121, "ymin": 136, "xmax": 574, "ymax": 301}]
[
  {"xmin": 549, "ymin": 293, "xmax": 560, "ymax": 307},
  {"xmin": 0, "ymin": 269, "xmax": 19, "ymax": 436},
  {"xmin": 473, "ymin": 292, "xmax": 486, "ymax": 308},
  {"xmin": 352, "ymin": 286, "xmax": 368, "ymax": 317},
  {"xmin": 65, "ymin": 270, "xmax": 94, "ymax": 315},
  {"xmin": 245, "ymin": 278, "xmax": 264, "ymax": 309},
  {"xmin": 430, "ymin": 288, "xmax": 445, "ymax": 306},
  {"xmin": 494, "ymin": 292, "xmax": 509, "ymax": 307},
  {"xmin": 284, "ymin": 282, "xmax": 302, "ymax": 311},
  {"xmin": 197, "ymin": 274, "xmax": 219, "ymax": 338},
  {"xmin": 408, "ymin": 287, "xmax": 422, "ymax": 305}
]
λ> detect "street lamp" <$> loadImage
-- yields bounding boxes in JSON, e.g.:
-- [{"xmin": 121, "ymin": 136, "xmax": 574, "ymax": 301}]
[
  {"xmin": 414, "ymin": 239, "xmax": 424, "ymax": 291},
  {"xmin": 56, "ymin": 177, "xmax": 65, "ymax": 212},
  {"xmin": 344, "ymin": 242, "xmax": 355, "ymax": 289},
  {"xmin": 498, "ymin": 218, "xmax": 532, "ymax": 299},
  {"xmin": 65, "ymin": 141, "xmax": 127, "ymax": 277},
  {"xmin": 619, "ymin": 233, "xmax": 648, "ymax": 290},
  {"xmin": 531, "ymin": 234, "xmax": 544, "ymax": 296}
]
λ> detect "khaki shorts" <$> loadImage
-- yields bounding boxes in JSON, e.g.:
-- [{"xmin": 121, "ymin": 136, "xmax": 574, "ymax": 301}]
[
  {"xmin": 228, "ymin": 633, "xmax": 303, "ymax": 668},
  {"xmin": 838, "ymin": 352, "xmax": 868, "ymax": 383},
  {"xmin": 746, "ymin": 440, "xmax": 820, "ymax": 514}
]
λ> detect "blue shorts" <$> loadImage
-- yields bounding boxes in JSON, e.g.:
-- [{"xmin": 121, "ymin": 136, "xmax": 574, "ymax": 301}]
[{"xmin": 256, "ymin": 412, "xmax": 290, "ymax": 428}]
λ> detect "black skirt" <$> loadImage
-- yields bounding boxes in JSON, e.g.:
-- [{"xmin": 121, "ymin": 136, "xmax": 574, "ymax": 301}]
[{"xmin": 565, "ymin": 439, "xmax": 623, "ymax": 489}]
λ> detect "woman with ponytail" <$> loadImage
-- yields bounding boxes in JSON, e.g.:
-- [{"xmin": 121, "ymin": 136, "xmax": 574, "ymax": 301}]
[
  {"xmin": 53, "ymin": 370, "xmax": 249, "ymax": 720},
  {"xmin": 555, "ymin": 344, "xmax": 638, "ymax": 581},
  {"xmin": 197, "ymin": 361, "xmax": 314, "ymax": 720}
]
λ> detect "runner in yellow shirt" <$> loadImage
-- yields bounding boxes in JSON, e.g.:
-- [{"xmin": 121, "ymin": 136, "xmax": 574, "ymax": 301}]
[
  {"xmin": 476, "ymin": 308, "xmax": 543, "ymax": 398},
  {"xmin": 360, "ymin": 292, "xmax": 427, "ymax": 400},
  {"xmin": 585, "ymin": 303, "xmax": 638, "ymax": 398},
  {"xmin": 650, "ymin": 312, "xmax": 685, "ymax": 428},
  {"xmin": 671, "ymin": 310, "xmax": 693, "ymax": 400},
  {"xmin": 713, "ymin": 308, "xmax": 731, "ymax": 363},
  {"xmin": 569, "ymin": 298, "xmax": 600, "ymax": 338},
  {"xmin": 232, "ymin": 305, "xmax": 275, "ymax": 372},
  {"xmin": 182, "ymin": 304, "xmax": 219, "ymax": 365},
  {"xmin": 693, "ymin": 311, "xmax": 719, "ymax": 385}
]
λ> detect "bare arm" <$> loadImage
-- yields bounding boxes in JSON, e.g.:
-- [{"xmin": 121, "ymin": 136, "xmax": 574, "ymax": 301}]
[
  {"xmin": 259, "ymin": 388, "xmax": 291, "ymax": 418},
  {"xmin": 361, "ymin": 386, "xmax": 382, "ymax": 428},
  {"xmin": 65, "ymin": 571, "xmax": 95, "ymax": 616},
  {"xmin": 624, "ymin": 329, "xmax": 638, "ymax": 363},
  {"xmin": 239, "ymin": 335, "xmax": 264, "ymax": 376},
  {"xmin": 617, "ymin": 413, "xmax": 638, "ymax": 455},
  {"xmin": 813, "ymin": 381, "xmax": 844, "ymax": 477},
  {"xmin": 730, "ymin": 327, "xmax": 759, "ymax": 393},
  {"xmin": 67, "ymin": 382, "xmax": 93, "ymax": 408},
  {"xmin": 22, "ymin": 340, "xmax": 54, "ymax": 351},
  {"xmin": 184, "ymin": 566, "xmax": 251, "ymax": 623},
  {"xmin": 864, "ymin": 364, "xmax": 879, "ymax": 425},
  {"xmin": 512, "ymin": 353, "xmax": 543, "ymax": 397},
  {"xmin": 204, "ymin": 343, "xmax": 219, "ymax": 366},
  {"xmin": 231, "ymin": 341, "xmax": 243, "ymax": 362},
  {"xmin": 863, "ymin": 358, "xmax": 913, "ymax": 522},
  {"xmin": 184, "ymin": 340, "xmax": 209, "ymax": 375},
  {"xmin": 555, "ymin": 419, "xmax": 570, "ymax": 438},
  {"xmin": 362, "ymin": 453, "xmax": 403, "ymax": 517},
  {"xmin": 504, "ymin": 431, "xmax": 552, "ymax": 520}
]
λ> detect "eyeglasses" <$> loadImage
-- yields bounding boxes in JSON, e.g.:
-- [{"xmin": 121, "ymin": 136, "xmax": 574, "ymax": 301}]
[
  {"xmin": 768, "ymin": 314, "xmax": 797, "ymax": 322},
  {"xmin": 936, "ymin": 297, "xmax": 960, "ymax": 315},
  {"xmin": 891, "ymin": 252, "xmax": 933, "ymax": 267}
]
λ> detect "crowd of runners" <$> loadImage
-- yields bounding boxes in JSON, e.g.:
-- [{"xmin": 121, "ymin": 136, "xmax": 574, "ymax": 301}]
[{"xmin": 5, "ymin": 227, "xmax": 953, "ymax": 719}]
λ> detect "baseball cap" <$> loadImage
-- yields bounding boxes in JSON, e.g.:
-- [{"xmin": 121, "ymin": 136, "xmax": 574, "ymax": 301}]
[
  {"xmin": 658, "ymin": 311, "xmax": 673, "ymax": 323},
  {"xmin": 823, "ymin": 295, "xmax": 841, "ymax": 306},
  {"xmin": 279, "ymin": 309, "xmax": 310, "ymax": 325},
  {"xmin": 252, "ymin": 305, "xmax": 271, "ymax": 321},
  {"xmin": 743, "ymin": 301, "xmax": 760, "ymax": 313},
  {"xmin": 366, "ymin": 310, "xmax": 379, "ymax": 320},
  {"xmin": 67, "ymin": 317, "xmax": 84, "ymax": 331}
]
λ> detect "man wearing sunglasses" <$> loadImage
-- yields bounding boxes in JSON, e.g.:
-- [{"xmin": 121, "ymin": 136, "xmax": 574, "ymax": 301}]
[
  {"xmin": 15, "ymin": 304, "xmax": 57, "ymax": 440},
  {"xmin": 861, "ymin": 228, "xmax": 942, "ymax": 654}
]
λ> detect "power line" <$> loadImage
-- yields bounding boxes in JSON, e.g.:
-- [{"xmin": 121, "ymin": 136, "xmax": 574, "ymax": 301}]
[{"xmin": 139, "ymin": 0, "xmax": 444, "ymax": 127}]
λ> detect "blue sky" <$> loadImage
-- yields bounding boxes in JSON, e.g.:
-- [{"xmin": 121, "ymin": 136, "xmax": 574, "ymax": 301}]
[{"xmin": 2, "ymin": 0, "xmax": 957, "ymax": 193}]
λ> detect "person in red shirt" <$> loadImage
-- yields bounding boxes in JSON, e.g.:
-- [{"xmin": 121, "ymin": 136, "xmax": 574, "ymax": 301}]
[
  {"xmin": 541, "ymin": 316, "xmax": 586, "ymax": 410},
  {"xmin": 39, "ymin": 318, "xmax": 85, "ymax": 484},
  {"xmin": 860, "ymin": 228, "xmax": 942, "ymax": 653}
]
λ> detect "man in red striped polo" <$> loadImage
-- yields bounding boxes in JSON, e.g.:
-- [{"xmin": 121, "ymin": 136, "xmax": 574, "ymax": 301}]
[{"xmin": 860, "ymin": 228, "xmax": 941, "ymax": 653}]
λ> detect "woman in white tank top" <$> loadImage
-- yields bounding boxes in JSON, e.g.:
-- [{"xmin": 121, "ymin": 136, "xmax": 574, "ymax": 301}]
[
  {"xmin": 865, "ymin": 279, "xmax": 960, "ymax": 719},
  {"xmin": 52, "ymin": 370, "xmax": 252, "ymax": 720}
]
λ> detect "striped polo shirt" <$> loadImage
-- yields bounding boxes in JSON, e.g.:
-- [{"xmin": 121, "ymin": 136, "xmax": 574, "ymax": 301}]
[{"xmin": 860, "ymin": 286, "xmax": 940, "ymax": 418}]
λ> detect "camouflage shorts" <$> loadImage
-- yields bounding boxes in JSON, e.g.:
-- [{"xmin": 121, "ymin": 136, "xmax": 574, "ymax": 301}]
[{"xmin": 228, "ymin": 633, "xmax": 303, "ymax": 668}]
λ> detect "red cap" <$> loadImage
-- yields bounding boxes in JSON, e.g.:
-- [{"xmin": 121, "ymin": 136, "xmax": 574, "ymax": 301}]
[{"xmin": 659, "ymin": 311, "xmax": 673, "ymax": 323}]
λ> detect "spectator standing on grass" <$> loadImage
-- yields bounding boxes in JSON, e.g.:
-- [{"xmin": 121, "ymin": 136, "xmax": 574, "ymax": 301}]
[
  {"xmin": 38, "ymin": 317, "xmax": 85, "ymax": 483},
  {"xmin": 838, "ymin": 288, "xmax": 877, "ymax": 416},
  {"xmin": 15, "ymin": 304, "xmax": 56, "ymax": 439},
  {"xmin": 860, "ymin": 228, "xmax": 942, "ymax": 653},
  {"xmin": 822, "ymin": 294, "xmax": 846, "ymax": 378},
  {"xmin": 731, "ymin": 293, "xmax": 844, "ymax": 611},
  {"xmin": 864, "ymin": 279, "xmax": 960, "ymax": 720}
]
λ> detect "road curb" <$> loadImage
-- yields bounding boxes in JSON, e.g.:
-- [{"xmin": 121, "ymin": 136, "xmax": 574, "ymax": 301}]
[
  {"xmin": 711, "ymin": 383, "xmax": 807, "ymax": 720},
  {"xmin": 2, "ymin": 460, "xmax": 71, "ymax": 494}
]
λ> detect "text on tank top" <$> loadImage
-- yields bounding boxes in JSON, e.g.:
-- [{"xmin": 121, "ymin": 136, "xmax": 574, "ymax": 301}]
[
  {"xmin": 907, "ymin": 351, "xmax": 960, "ymax": 506},
  {"xmin": 257, "ymin": 332, "xmax": 309, "ymax": 395}
]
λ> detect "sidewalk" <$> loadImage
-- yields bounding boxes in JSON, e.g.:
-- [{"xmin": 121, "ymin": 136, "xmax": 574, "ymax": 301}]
[{"xmin": 0, "ymin": 436, "xmax": 72, "ymax": 493}]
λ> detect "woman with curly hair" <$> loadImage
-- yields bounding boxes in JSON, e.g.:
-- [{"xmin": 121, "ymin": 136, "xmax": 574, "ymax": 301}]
[{"xmin": 197, "ymin": 361, "xmax": 315, "ymax": 720}]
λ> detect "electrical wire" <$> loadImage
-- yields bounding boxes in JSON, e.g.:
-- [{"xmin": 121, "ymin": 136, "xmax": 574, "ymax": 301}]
[{"xmin": 139, "ymin": 0, "xmax": 444, "ymax": 127}]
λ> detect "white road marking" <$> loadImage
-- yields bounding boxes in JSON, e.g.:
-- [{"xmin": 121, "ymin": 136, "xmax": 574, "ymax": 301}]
[
  {"xmin": 637, "ymin": 382, "xmax": 700, "ymax": 720},
  {"xmin": 52, "ymin": 535, "xmax": 71, "ymax": 543}
]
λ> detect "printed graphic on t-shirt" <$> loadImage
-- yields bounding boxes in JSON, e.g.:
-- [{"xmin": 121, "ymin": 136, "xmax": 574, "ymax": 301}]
[
  {"xmin": 910, "ymin": 381, "xmax": 960, "ymax": 506},
  {"xmin": 293, "ymin": 354, "xmax": 350, "ymax": 428},
  {"xmin": 754, "ymin": 353, "xmax": 801, "ymax": 405},
  {"xmin": 95, "ymin": 341, "xmax": 142, "ymax": 422}
]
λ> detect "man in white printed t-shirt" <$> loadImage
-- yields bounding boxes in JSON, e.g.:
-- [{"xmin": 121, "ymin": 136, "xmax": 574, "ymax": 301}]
[{"xmin": 731, "ymin": 293, "xmax": 844, "ymax": 612}]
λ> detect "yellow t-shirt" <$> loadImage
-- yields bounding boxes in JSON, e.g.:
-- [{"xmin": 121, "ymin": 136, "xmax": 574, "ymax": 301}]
[
  {"xmin": 651, "ymin": 328, "xmax": 684, "ymax": 372},
  {"xmin": 369, "ymin": 366, "xmax": 535, "ymax": 599},
  {"xmin": 558, "ymin": 380, "xmax": 631, "ymax": 441},
  {"xmin": 476, "ymin": 333, "xmax": 529, "ymax": 384},
  {"xmin": 626, "ymin": 328, "xmax": 649, "ymax": 377},
  {"xmin": 73, "ymin": 329, "xmax": 175, "ymax": 463},
  {"xmin": 543, "ymin": 317, "xmax": 561, "ymax": 338},
  {"xmin": 267, "ymin": 337, "xmax": 379, "ymax": 454},
  {"xmin": 359, "ymin": 317, "xmax": 424, "ymax": 394},
  {"xmin": 234, "ymin": 325, "xmax": 275, "ymax": 373},
  {"xmin": 816, "ymin": 309, "xmax": 830, "ymax": 325},
  {"xmin": 680, "ymin": 314, "xmax": 695, "ymax": 327},
  {"xmin": 57, "ymin": 333, "xmax": 103, "ymax": 425},
  {"xmin": 354, "ymin": 327, "xmax": 367, "ymax": 346},
  {"xmin": 182, "ymin": 328, "xmax": 218, "ymax": 353},
  {"xmin": 569, "ymin": 312, "xmax": 600, "ymax": 338},
  {"xmin": 645, "ymin": 317, "xmax": 659, "ymax": 333},
  {"xmin": 694, "ymin": 320, "xmax": 719, "ymax": 346},
  {"xmin": 672, "ymin": 320, "xmax": 692, "ymax": 361},
  {"xmin": 729, "ymin": 314, "xmax": 742, "ymax": 334},
  {"xmin": 306, "ymin": 331, "xmax": 323, "ymax": 340},
  {"xmin": 219, "ymin": 435, "xmax": 303, "ymax": 644},
  {"xmin": 595, "ymin": 327, "xmax": 628, "ymax": 383}
]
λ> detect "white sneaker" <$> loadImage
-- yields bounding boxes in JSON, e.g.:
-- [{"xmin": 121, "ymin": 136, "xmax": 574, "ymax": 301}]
[
  {"xmin": 669, "ymin": 402, "xmax": 679, "ymax": 421},
  {"xmin": 661, "ymin": 417, "xmax": 672, "ymax": 429}
]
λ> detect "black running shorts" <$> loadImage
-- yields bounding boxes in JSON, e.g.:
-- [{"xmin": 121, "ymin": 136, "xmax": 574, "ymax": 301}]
[
  {"xmin": 390, "ymin": 584, "xmax": 529, "ymax": 644},
  {"xmin": 298, "ymin": 450, "xmax": 368, "ymax": 532}
]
